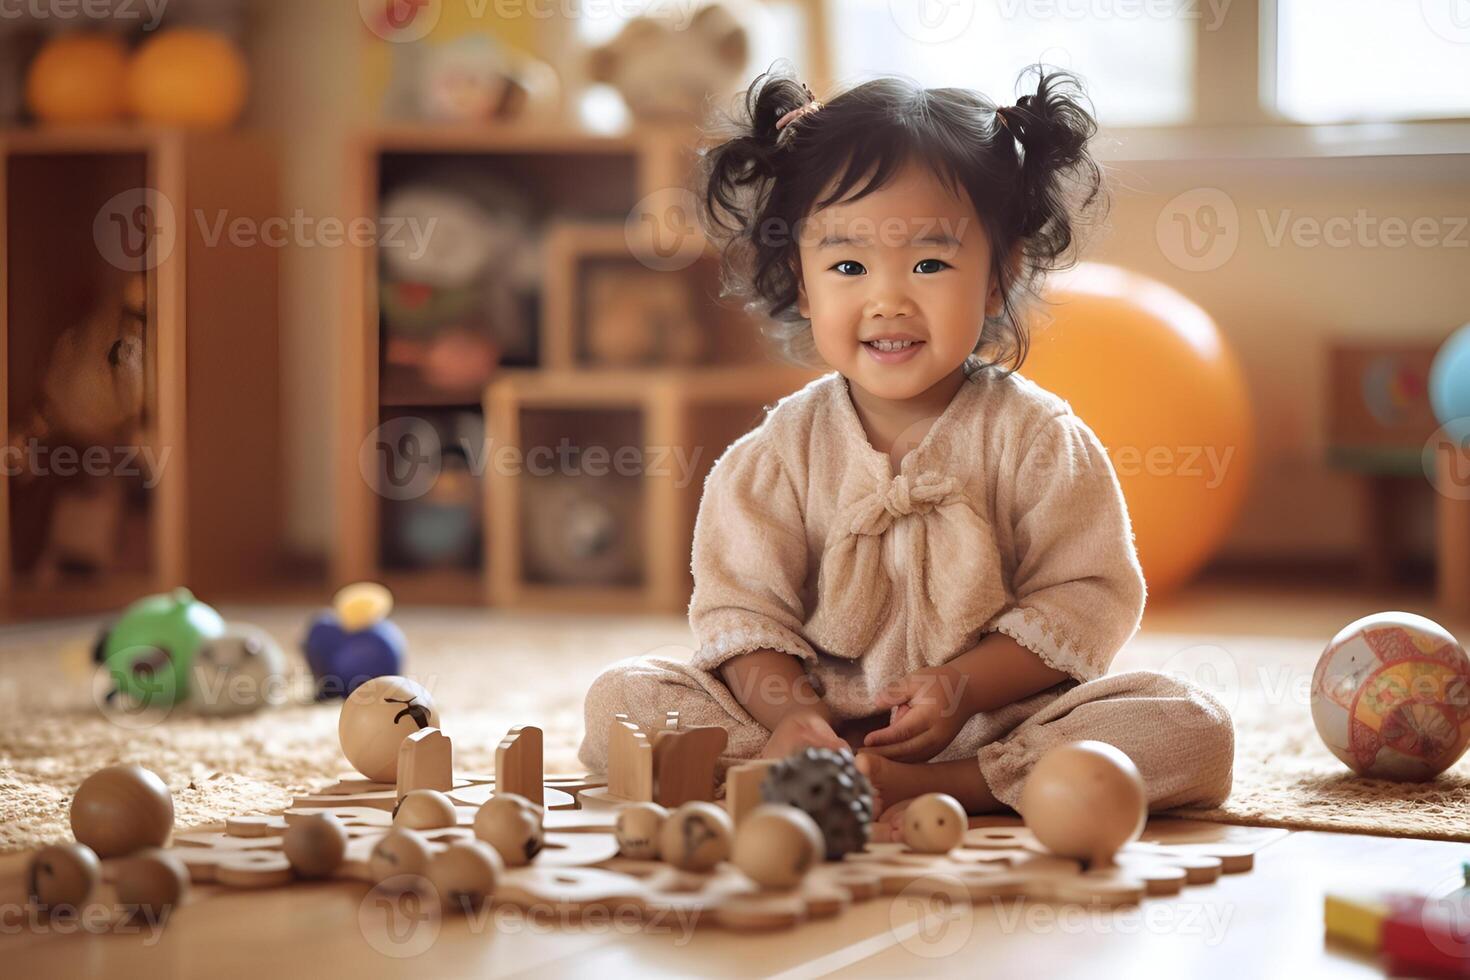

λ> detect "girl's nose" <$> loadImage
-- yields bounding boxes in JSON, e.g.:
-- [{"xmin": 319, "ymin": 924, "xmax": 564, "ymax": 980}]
[{"xmin": 864, "ymin": 278, "xmax": 916, "ymax": 319}]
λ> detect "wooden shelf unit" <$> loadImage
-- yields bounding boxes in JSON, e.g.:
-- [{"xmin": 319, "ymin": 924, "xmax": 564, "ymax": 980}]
[
  {"xmin": 0, "ymin": 126, "xmax": 282, "ymax": 622},
  {"xmin": 338, "ymin": 123, "xmax": 819, "ymax": 610}
]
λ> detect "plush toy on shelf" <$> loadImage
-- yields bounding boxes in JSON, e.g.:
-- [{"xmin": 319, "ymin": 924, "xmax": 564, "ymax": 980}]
[
  {"xmin": 11, "ymin": 274, "xmax": 146, "ymax": 465},
  {"xmin": 583, "ymin": 265, "xmax": 706, "ymax": 367},
  {"xmin": 302, "ymin": 582, "xmax": 408, "ymax": 700},
  {"xmin": 585, "ymin": 2, "xmax": 751, "ymax": 124},
  {"xmin": 377, "ymin": 176, "xmax": 540, "ymax": 396},
  {"xmin": 377, "ymin": 30, "xmax": 560, "ymax": 125}
]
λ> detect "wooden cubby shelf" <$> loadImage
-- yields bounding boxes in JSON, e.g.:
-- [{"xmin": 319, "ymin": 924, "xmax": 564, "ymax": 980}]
[
  {"xmin": 1, "ymin": 127, "xmax": 282, "ymax": 621},
  {"xmin": 337, "ymin": 123, "xmax": 819, "ymax": 611}
]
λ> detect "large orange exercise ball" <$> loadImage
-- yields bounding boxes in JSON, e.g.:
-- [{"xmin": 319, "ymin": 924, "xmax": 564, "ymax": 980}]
[
  {"xmin": 126, "ymin": 29, "xmax": 248, "ymax": 128},
  {"xmin": 1022, "ymin": 263, "xmax": 1254, "ymax": 596},
  {"xmin": 26, "ymin": 34, "xmax": 130, "ymax": 124}
]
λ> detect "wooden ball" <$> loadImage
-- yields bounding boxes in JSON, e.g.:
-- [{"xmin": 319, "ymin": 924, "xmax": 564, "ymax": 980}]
[
  {"xmin": 614, "ymin": 802, "xmax": 668, "ymax": 860},
  {"xmin": 283, "ymin": 813, "xmax": 348, "ymax": 878},
  {"xmin": 70, "ymin": 764, "xmax": 174, "ymax": 858},
  {"xmin": 338, "ymin": 676, "xmax": 440, "ymax": 782},
  {"xmin": 1019, "ymin": 741, "xmax": 1147, "ymax": 866},
  {"xmin": 428, "ymin": 841, "xmax": 503, "ymax": 914},
  {"xmin": 114, "ymin": 848, "xmax": 188, "ymax": 920},
  {"xmin": 658, "ymin": 802, "xmax": 733, "ymax": 872},
  {"xmin": 28, "ymin": 842, "xmax": 101, "ymax": 912},
  {"xmin": 902, "ymin": 794, "xmax": 967, "ymax": 854},
  {"xmin": 369, "ymin": 828, "xmax": 432, "ymax": 886},
  {"xmin": 732, "ymin": 804, "xmax": 821, "ymax": 889},
  {"xmin": 473, "ymin": 797, "xmax": 544, "ymax": 867},
  {"xmin": 393, "ymin": 789, "xmax": 457, "ymax": 830}
]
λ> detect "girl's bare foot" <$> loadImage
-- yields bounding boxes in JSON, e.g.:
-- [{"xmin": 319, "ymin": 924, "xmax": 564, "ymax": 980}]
[{"xmin": 855, "ymin": 751, "xmax": 1003, "ymax": 835}]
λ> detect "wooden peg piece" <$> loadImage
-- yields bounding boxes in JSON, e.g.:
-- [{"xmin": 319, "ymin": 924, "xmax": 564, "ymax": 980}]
[
  {"xmin": 725, "ymin": 759, "xmax": 778, "ymax": 826},
  {"xmin": 396, "ymin": 728, "xmax": 453, "ymax": 799},
  {"xmin": 652, "ymin": 726, "xmax": 728, "ymax": 808},
  {"xmin": 607, "ymin": 715, "xmax": 653, "ymax": 803},
  {"xmin": 495, "ymin": 726, "xmax": 544, "ymax": 806}
]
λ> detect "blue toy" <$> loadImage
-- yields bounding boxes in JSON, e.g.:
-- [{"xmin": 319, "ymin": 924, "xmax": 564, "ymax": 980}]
[
  {"xmin": 1430, "ymin": 322, "xmax": 1470, "ymax": 442},
  {"xmin": 302, "ymin": 582, "xmax": 407, "ymax": 700}
]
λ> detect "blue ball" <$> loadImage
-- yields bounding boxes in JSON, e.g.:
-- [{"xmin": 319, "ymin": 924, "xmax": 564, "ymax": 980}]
[{"xmin": 1431, "ymin": 323, "xmax": 1470, "ymax": 442}]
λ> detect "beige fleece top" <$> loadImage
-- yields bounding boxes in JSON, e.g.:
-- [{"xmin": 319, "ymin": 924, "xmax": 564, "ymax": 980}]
[{"xmin": 686, "ymin": 363, "xmax": 1148, "ymax": 722}]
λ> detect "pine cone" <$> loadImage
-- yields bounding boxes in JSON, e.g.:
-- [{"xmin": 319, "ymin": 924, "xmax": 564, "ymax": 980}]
[{"xmin": 760, "ymin": 747, "xmax": 875, "ymax": 859}]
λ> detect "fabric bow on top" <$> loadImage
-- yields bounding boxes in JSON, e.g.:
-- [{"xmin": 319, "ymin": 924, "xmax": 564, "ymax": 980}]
[{"xmin": 807, "ymin": 470, "xmax": 1009, "ymax": 662}]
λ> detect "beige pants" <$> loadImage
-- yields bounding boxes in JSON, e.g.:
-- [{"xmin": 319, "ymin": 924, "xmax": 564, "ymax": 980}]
[{"xmin": 578, "ymin": 657, "xmax": 1235, "ymax": 812}]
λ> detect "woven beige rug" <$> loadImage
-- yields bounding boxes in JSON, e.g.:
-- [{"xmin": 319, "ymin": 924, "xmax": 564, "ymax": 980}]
[{"xmin": 2, "ymin": 605, "xmax": 1468, "ymax": 852}]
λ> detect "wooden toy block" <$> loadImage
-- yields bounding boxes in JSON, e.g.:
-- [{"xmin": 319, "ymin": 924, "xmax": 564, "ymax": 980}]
[
  {"xmin": 396, "ymin": 728, "xmax": 453, "ymax": 799},
  {"xmin": 724, "ymin": 759, "xmax": 778, "ymax": 826},
  {"xmin": 582, "ymin": 714, "xmax": 727, "ymax": 809},
  {"xmin": 651, "ymin": 725, "xmax": 727, "ymax": 808},
  {"xmin": 606, "ymin": 714, "xmax": 654, "ymax": 803},
  {"xmin": 495, "ymin": 726, "xmax": 544, "ymax": 806}
]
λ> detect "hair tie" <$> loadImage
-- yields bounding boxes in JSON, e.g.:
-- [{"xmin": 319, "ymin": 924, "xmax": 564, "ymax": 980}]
[{"xmin": 775, "ymin": 82, "xmax": 823, "ymax": 148}]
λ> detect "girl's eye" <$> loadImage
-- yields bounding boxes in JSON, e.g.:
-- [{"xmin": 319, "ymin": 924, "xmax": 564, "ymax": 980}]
[
  {"xmin": 831, "ymin": 260, "xmax": 866, "ymax": 276},
  {"xmin": 914, "ymin": 258, "xmax": 951, "ymax": 274}
]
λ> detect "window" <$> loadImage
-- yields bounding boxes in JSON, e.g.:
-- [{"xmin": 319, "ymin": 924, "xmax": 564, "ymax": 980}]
[
  {"xmin": 829, "ymin": 0, "xmax": 1196, "ymax": 126},
  {"xmin": 1273, "ymin": 0, "xmax": 1470, "ymax": 123}
]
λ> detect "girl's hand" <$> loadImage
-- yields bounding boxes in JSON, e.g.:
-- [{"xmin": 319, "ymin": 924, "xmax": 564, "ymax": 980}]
[
  {"xmin": 863, "ymin": 665, "xmax": 973, "ymax": 762},
  {"xmin": 761, "ymin": 707, "xmax": 847, "ymax": 759}
]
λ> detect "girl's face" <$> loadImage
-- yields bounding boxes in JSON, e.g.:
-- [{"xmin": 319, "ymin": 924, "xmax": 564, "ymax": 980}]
[{"xmin": 795, "ymin": 160, "xmax": 1005, "ymax": 402}]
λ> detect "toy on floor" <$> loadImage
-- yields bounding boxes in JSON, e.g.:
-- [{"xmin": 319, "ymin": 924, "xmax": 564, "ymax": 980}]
[
  {"xmin": 70, "ymin": 764, "xmax": 174, "ymax": 859},
  {"xmin": 1311, "ymin": 611, "xmax": 1470, "ymax": 780},
  {"xmin": 95, "ymin": 589, "xmax": 226, "ymax": 707},
  {"xmin": 95, "ymin": 709, "xmax": 1284, "ymax": 935},
  {"xmin": 283, "ymin": 813, "xmax": 347, "ymax": 878},
  {"xmin": 427, "ymin": 840, "xmax": 503, "ymax": 914},
  {"xmin": 760, "ymin": 747, "xmax": 876, "ymax": 860},
  {"xmin": 474, "ymin": 792, "xmax": 545, "ymax": 866},
  {"xmin": 578, "ymin": 711, "xmax": 727, "ymax": 809},
  {"xmin": 302, "ymin": 582, "xmax": 408, "ymax": 700},
  {"xmin": 28, "ymin": 842, "xmax": 101, "ymax": 914},
  {"xmin": 901, "ymin": 793, "xmax": 968, "ymax": 854},
  {"xmin": 1326, "ymin": 871, "xmax": 1470, "ymax": 978},
  {"xmin": 658, "ymin": 801, "xmax": 733, "ymax": 871},
  {"xmin": 1018, "ymin": 740, "xmax": 1147, "ymax": 866},
  {"xmin": 732, "ymin": 804, "xmax": 822, "ymax": 889},
  {"xmin": 189, "ymin": 625, "xmax": 288, "ymax": 715},
  {"xmin": 338, "ymin": 675, "xmax": 440, "ymax": 782},
  {"xmin": 113, "ymin": 848, "xmax": 189, "ymax": 920},
  {"xmin": 614, "ymin": 802, "xmax": 667, "ymax": 859}
]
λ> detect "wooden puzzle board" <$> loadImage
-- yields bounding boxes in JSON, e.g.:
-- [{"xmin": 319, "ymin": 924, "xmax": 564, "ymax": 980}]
[{"xmin": 161, "ymin": 774, "xmax": 1288, "ymax": 934}]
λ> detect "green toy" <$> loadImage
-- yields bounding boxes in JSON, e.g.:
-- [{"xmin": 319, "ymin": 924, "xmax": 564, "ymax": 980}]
[{"xmin": 98, "ymin": 589, "xmax": 226, "ymax": 706}]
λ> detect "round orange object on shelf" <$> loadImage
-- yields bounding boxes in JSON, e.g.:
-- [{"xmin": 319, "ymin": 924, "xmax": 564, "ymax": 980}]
[
  {"xmin": 126, "ymin": 28, "xmax": 248, "ymax": 128},
  {"xmin": 1022, "ymin": 263, "xmax": 1255, "ymax": 596},
  {"xmin": 26, "ymin": 33, "xmax": 130, "ymax": 124}
]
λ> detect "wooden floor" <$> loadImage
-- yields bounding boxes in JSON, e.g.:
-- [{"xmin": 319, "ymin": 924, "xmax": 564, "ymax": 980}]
[
  {"xmin": 0, "ymin": 822, "xmax": 1447, "ymax": 977},
  {"xmin": 3, "ymin": 574, "xmax": 1466, "ymax": 976}
]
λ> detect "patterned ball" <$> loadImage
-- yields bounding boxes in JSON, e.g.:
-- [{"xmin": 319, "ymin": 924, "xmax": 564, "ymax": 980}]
[
  {"xmin": 1311, "ymin": 612, "xmax": 1470, "ymax": 780},
  {"xmin": 760, "ymin": 747, "xmax": 875, "ymax": 860}
]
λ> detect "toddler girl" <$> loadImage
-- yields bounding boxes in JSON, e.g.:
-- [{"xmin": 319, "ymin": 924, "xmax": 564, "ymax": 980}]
[{"xmin": 579, "ymin": 65, "xmax": 1234, "ymax": 831}]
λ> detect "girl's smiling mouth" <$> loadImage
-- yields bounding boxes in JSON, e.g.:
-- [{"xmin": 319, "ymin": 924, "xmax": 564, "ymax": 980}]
[{"xmin": 862, "ymin": 336, "xmax": 925, "ymax": 363}]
